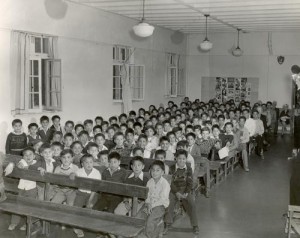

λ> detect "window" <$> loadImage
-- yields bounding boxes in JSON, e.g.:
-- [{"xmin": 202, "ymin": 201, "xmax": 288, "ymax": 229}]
[
  {"xmin": 112, "ymin": 45, "xmax": 144, "ymax": 101},
  {"xmin": 166, "ymin": 53, "xmax": 185, "ymax": 97},
  {"xmin": 27, "ymin": 35, "xmax": 61, "ymax": 112}
]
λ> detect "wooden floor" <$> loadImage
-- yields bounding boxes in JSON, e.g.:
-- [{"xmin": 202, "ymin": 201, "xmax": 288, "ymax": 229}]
[{"xmin": 0, "ymin": 135, "xmax": 293, "ymax": 238}]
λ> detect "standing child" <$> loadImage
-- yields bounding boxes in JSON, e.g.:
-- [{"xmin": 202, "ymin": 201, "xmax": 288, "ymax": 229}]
[
  {"xmin": 71, "ymin": 141, "xmax": 84, "ymax": 167},
  {"xmin": 38, "ymin": 116, "xmax": 52, "ymax": 143},
  {"xmin": 27, "ymin": 123, "xmax": 41, "ymax": 146},
  {"xmin": 137, "ymin": 160, "xmax": 170, "ymax": 238},
  {"xmin": 5, "ymin": 119, "xmax": 27, "ymax": 155},
  {"xmin": 164, "ymin": 149, "xmax": 199, "ymax": 235},
  {"xmin": 95, "ymin": 152, "xmax": 127, "ymax": 213},
  {"xmin": 51, "ymin": 142, "xmax": 63, "ymax": 164},
  {"xmin": 71, "ymin": 154, "xmax": 101, "ymax": 238}
]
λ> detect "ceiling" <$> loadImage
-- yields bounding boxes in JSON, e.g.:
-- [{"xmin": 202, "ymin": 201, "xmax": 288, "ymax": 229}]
[{"xmin": 69, "ymin": 0, "xmax": 300, "ymax": 34}]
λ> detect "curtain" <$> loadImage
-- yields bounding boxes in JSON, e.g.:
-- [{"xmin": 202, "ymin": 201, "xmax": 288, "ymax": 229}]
[
  {"xmin": 10, "ymin": 31, "xmax": 30, "ymax": 115},
  {"xmin": 122, "ymin": 65, "xmax": 132, "ymax": 114},
  {"xmin": 47, "ymin": 37, "xmax": 60, "ymax": 109},
  {"xmin": 165, "ymin": 53, "xmax": 172, "ymax": 96}
]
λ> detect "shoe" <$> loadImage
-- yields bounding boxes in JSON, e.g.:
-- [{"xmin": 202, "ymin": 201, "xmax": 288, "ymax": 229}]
[
  {"xmin": 20, "ymin": 224, "xmax": 26, "ymax": 231},
  {"xmin": 193, "ymin": 226, "xmax": 199, "ymax": 234},
  {"xmin": 163, "ymin": 224, "xmax": 170, "ymax": 235},
  {"xmin": 245, "ymin": 168, "xmax": 250, "ymax": 172},
  {"xmin": 74, "ymin": 228, "xmax": 84, "ymax": 238},
  {"xmin": 8, "ymin": 224, "xmax": 17, "ymax": 231}
]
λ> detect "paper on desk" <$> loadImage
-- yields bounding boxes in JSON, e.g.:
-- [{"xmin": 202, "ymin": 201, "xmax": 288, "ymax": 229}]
[{"xmin": 218, "ymin": 146, "xmax": 229, "ymax": 160}]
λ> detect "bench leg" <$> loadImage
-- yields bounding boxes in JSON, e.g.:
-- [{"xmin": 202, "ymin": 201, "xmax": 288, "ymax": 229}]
[{"xmin": 26, "ymin": 216, "xmax": 32, "ymax": 238}]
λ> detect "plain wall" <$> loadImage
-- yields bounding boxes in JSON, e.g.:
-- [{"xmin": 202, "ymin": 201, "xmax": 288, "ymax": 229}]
[
  {"xmin": 186, "ymin": 32, "xmax": 300, "ymax": 106},
  {"xmin": 0, "ymin": 0, "xmax": 187, "ymax": 152}
]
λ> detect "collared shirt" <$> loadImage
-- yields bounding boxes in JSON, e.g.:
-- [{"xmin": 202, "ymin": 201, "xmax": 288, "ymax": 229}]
[
  {"xmin": 98, "ymin": 145, "xmax": 108, "ymax": 152},
  {"xmin": 76, "ymin": 168, "xmax": 101, "ymax": 193},
  {"xmin": 128, "ymin": 171, "xmax": 144, "ymax": 180},
  {"xmin": 108, "ymin": 166, "xmax": 121, "ymax": 176},
  {"xmin": 254, "ymin": 119, "xmax": 264, "ymax": 135},
  {"xmin": 54, "ymin": 163, "xmax": 79, "ymax": 176},
  {"xmin": 145, "ymin": 176, "xmax": 170, "ymax": 208},
  {"xmin": 18, "ymin": 159, "xmax": 37, "ymax": 190},
  {"xmin": 45, "ymin": 158, "xmax": 56, "ymax": 173},
  {"xmin": 245, "ymin": 117, "xmax": 256, "ymax": 137},
  {"xmin": 175, "ymin": 164, "xmax": 187, "ymax": 171},
  {"xmin": 239, "ymin": 127, "xmax": 250, "ymax": 143}
]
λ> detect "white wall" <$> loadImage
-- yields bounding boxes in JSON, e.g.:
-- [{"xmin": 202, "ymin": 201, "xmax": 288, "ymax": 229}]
[
  {"xmin": 0, "ymin": 0, "xmax": 187, "ymax": 152},
  {"xmin": 186, "ymin": 32, "xmax": 300, "ymax": 106}
]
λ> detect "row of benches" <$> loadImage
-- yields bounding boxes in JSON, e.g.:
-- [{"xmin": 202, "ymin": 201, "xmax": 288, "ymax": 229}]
[{"xmin": 0, "ymin": 152, "xmax": 242, "ymax": 237}]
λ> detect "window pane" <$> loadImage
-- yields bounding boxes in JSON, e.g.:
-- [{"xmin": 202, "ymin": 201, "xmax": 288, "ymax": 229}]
[
  {"xmin": 43, "ymin": 38, "xmax": 49, "ymax": 54},
  {"xmin": 113, "ymin": 65, "xmax": 120, "ymax": 76},
  {"xmin": 52, "ymin": 61, "xmax": 61, "ymax": 77},
  {"xmin": 35, "ymin": 37, "xmax": 41, "ymax": 53},
  {"xmin": 121, "ymin": 48, "xmax": 126, "ymax": 61},
  {"xmin": 33, "ymin": 60, "xmax": 39, "ymax": 75}
]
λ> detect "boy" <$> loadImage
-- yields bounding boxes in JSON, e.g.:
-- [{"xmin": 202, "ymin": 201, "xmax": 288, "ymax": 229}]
[
  {"xmin": 154, "ymin": 150, "xmax": 169, "ymax": 175},
  {"xmin": 27, "ymin": 123, "xmax": 41, "ymax": 146},
  {"xmin": 51, "ymin": 142, "xmax": 64, "ymax": 163},
  {"xmin": 74, "ymin": 124, "xmax": 84, "ymax": 140},
  {"xmin": 137, "ymin": 134, "xmax": 151, "ymax": 158},
  {"xmin": 95, "ymin": 116, "xmax": 103, "ymax": 126},
  {"xmin": 93, "ymin": 125, "xmax": 102, "ymax": 136},
  {"xmin": 137, "ymin": 160, "xmax": 170, "ymax": 238},
  {"xmin": 70, "ymin": 141, "xmax": 84, "ymax": 168},
  {"xmin": 104, "ymin": 126, "xmax": 116, "ymax": 151},
  {"xmin": 52, "ymin": 149, "xmax": 79, "ymax": 206},
  {"xmin": 51, "ymin": 131, "xmax": 63, "ymax": 143},
  {"xmin": 64, "ymin": 120, "xmax": 75, "ymax": 134},
  {"xmin": 154, "ymin": 136, "xmax": 174, "ymax": 161},
  {"xmin": 114, "ymin": 156, "xmax": 149, "ymax": 216},
  {"xmin": 86, "ymin": 142, "xmax": 99, "ymax": 161},
  {"xmin": 71, "ymin": 154, "xmax": 101, "ymax": 238},
  {"xmin": 197, "ymin": 127, "xmax": 215, "ymax": 158},
  {"xmin": 120, "ymin": 124, "xmax": 128, "ymax": 136},
  {"xmin": 176, "ymin": 141, "xmax": 195, "ymax": 172},
  {"xmin": 63, "ymin": 133, "xmax": 74, "ymax": 149},
  {"xmin": 237, "ymin": 116, "xmax": 250, "ymax": 172},
  {"xmin": 124, "ymin": 128, "xmax": 136, "ymax": 150},
  {"xmin": 94, "ymin": 152, "xmax": 127, "ymax": 213},
  {"xmin": 38, "ymin": 116, "xmax": 52, "ymax": 143},
  {"xmin": 84, "ymin": 119, "xmax": 94, "ymax": 139},
  {"xmin": 97, "ymin": 150, "xmax": 109, "ymax": 173},
  {"xmin": 94, "ymin": 133, "xmax": 108, "ymax": 152},
  {"xmin": 78, "ymin": 131, "xmax": 90, "ymax": 153},
  {"xmin": 6, "ymin": 147, "xmax": 38, "ymax": 231},
  {"xmin": 164, "ymin": 149, "xmax": 199, "ymax": 234},
  {"xmin": 132, "ymin": 147, "xmax": 144, "ymax": 157},
  {"xmin": 133, "ymin": 122, "xmax": 143, "ymax": 142},
  {"xmin": 5, "ymin": 119, "xmax": 27, "ymax": 155},
  {"xmin": 186, "ymin": 133, "xmax": 201, "ymax": 158},
  {"xmin": 110, "ymin": 132, "xmax": 131, "ymax": 157}
]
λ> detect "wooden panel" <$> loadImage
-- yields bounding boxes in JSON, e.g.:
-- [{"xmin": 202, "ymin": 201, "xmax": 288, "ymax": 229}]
[
  {"xmin": 7, "ymin": 168, "xmax": 148, "ymax": 199},
  {"xmin": 0, "ymin": 194, "xmax": 144, "ymax": 237}
]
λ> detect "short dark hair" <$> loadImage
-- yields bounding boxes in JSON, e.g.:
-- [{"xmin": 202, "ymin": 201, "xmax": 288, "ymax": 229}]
[
  {"xmin": 53, "ymin": 131, "xmax": 63, "ymax": 137},
  {"xmin": 70, "ymin": 141, "xmax": 83, "ymax": 149},
  {"xmin": 60, "ymin": 149, "xmax": 74, "ymax": 157},
  {"xmin": 95, "ymin": 116, "xmax": 103, "ymax": 122},
  {"xmin": 39, "ymin": 143, "xmax": 52, "ymax": 154},
  {"xmin": 132, "ymin": 147, "xmax": 144, "ymax": 154},
  {"xmin": 109, "ymin": 116, "xmax": 117, "ymax": 123},
  {"xmin": 186, "ymin": 132, "xmax": 196, "ymax": 139},
  {"xmin": 133, "ymin": 122, "xmax": 142, "ymax": 128},
  {"xmin": 84, "ymin": 119, "xmax": 93, "ymax": 125},
  {"xmin": 78, "ymin": 130, "xmax": 89, "ymax": 137},
  {"xmin": 94, "ymin": 133, "xmax": 105, "ymax": 140},
  {"xmin": 65, "ymin": 120, "xmax": 74, "ymax": 127},
  {"xmin": 93, "ymin": 125, "xmax": 102, "ymax": 132},
  {"xmin": 177, "ymin": 140, "xmax": 188, "ymax": 148},
  {"xmin": 138, "ymin": 134, "xmax": 147, "ymax": 141},
  {"xmin": 22, "ymin": 147, "xmax": 35, "ymax": 155},
  {"xmin": 125, "ymin": 128, "xmax": 134, "ymax": 136},
  {"xmin": 51, "ymin": 115, "xmax": 61, "ymax": 121},
  {"xmin": 28, "ymin": 123, "xmax": 38, "ymax": 129},
  {"xmin": 155, "ymin": 149, "xmax": 166, "ymax": 158},
  {"xmin": 81, "ymin": 153, "xmax": 94, "ymax": 163},
  {"xmin": 98, "ymin": 150, "xmax": 109, "ymax": 157},
  {"xmin": 75, "ymin": 124, "xmax": 84, "ymax": 131},
  {"xmin": 64, "ymin": 132, "xmax": 74, "ymax": 139},
  {"xmin": 12, "ymin": 119, "xmax": 22, "ymax": 126},
  {"xmin": 150, "ymin": 160, "xmax": 165, "ymax": 172},
  {"xmin": 159, "ymin": 136, "xmax": 169, "ymax": 144},
  {"xmin": 131, "ymin": 156, "xmax": 145, "ymax": 165},
  {"xmin": 87, "ymin": 142, "xmax": 98, "ymax": 150},
  {"xmin": 239, "ymin": 116, "xmax": 246, "ymax": 121},
  {"xmin": 40, "ymin": 115, "xmax": 49, "ymax": 123},
  {"xmin": 51, "ymin": 142, "xmax": 64, "ymax": 150},
  {"xmin": 175, "ymin": 149, "xmax": 187, "ymax": 158},
  {"xmin": 108, "ymin": 152, "xmax": 121, "ymax": 161}
]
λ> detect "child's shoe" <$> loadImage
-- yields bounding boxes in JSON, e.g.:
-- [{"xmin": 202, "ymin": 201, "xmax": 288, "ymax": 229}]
[
  {"xmin": 20, "ymin": 224, "xmax": 26, "ymax": 231},
  {"xmin": 193, "ymin": 226, "xmax": 199, "ymax": 234},
  {"xmin": 8, "ymin": 224, "xmax": 17, "ymax": 231}
]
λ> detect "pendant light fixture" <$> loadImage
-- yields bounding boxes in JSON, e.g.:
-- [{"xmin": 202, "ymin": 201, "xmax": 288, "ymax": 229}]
[
  {"xmin": 200, "ymin": 14, "xmax": 213, "ymax": 51},
  {"xmin": 232, "ymin": 29, "xmax": 243, "ymax": 57},
  {"xmin": 133, "ymin": 0, "xmax": 154, "ymax": 37}
]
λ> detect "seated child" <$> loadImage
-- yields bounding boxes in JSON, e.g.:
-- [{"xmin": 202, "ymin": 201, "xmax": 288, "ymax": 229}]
[
  {"xmin": 93, "ymin": 125, "xmax": 102, "ymax": 136},
  {"xmin": 63, "ymin": 133, "xmax": 74, "ymax": 149},
  {"xmin": 51, "ymin": 142, "xmax": 63, "ymax": 164},
  {"xmin": 27, "ymin": 123, "xmax": 41, "ymax": 146},
  {"xmin": 164, "ymin": 149, "xmax": 199, "ymax": 235},
  {"xmin": 104, "ymin": 126, "xmax": 116, "ymax": 151},
  {"xmin": 96, "ymin": 150, "xmax": 109, "ymax": 173},
  {"xmin": 114, "ymin": 156, "xmax": 149, "ymax": 216},
  {"xmin": 132, "ymin": 147, "xmax": 144, "ymax": 157},
  {"xmin": 110, "ymin": 132, "xmax": 131, "ymax": 157},
  {"xmin": 74, "ymin": 124, "xmax": 84, "ymax": 141},
  {"xmin": 51, "ymin": 131, "xmax": 63, "ymax": 143},
  {"xmin": 51, "ymin": 149, "xmax": 79, "ymax": 206},
  {"xmin": 84, "ymin": 119, "xmax": 94, "ymax": 140},
  {"xmin": 71, "ymin": 154, "xmax": 101, "ymax": 238},
  {"xmin": 176, "ymin": 141, "xmax": 195, "ymax": 172},
  {"xmin": 94, "ymin": 133, "xmax": 108, "ymax": 152},
  {"xmin": 186, "ymin": 133, "xmax": 202, "ymax": 158},
  {"xmin": 133, "ymin": 122, "xmax": 143, "ymax": 142},
  {"xmin": 197, "ymin": 127, "xmax": 215, "ymax": 158},
  {"xmin": 137, "ymin": 160, "xmax": 170, "ymax": 238},
  {"xmin": 6, "ymin": 147, "xmax": 38, "ymax": 231},
  {"xmin": 94, "ymin": 152, "xmax": 127, "ymax": 213},
  {"xmin": 78, "ymin": 131, "xmax": 90, "ymax": 153},
  {"xmin": 145, "ymin": 126, "xmax": 159, "ymax": 152},
  {"xmin": 154, "ymin": 150, "xmax": 169, "ymax": 175},
  {"xmin": 166, "ymin": 131, "xmax": 177, "ymax": 154},
  {"xmin": 137, "ymin": 134, "xmax": 151, "ymax": 158},
  {"xmin": 5, "ymin": 119, "xmax": 27, "ymax": 155},
  {"xmin": 124, "ymin": 128, "xmax": 136, "ymax": 150},
  {"xmin": 71, "ymin": 141, "xmax": 84, "ymax": 167},
  {"xmin": 153, "ymin": 136, "xmax": 174, "ymax": 161},
  {"xmin": 86, "ymin": 142, "xmax": 99, "ymax": 161}
]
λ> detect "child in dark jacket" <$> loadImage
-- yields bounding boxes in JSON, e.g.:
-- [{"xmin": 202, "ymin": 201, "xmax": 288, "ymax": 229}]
[
  {"xmin": 5, "ymin": 119, "xmax": 27, "ymax": 156},
  {"xmin": 164, "ymin": 149, "xmax": 199, "ymax": 235}
]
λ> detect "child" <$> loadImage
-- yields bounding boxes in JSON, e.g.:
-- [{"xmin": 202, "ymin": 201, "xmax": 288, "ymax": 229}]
[
  {"xmin": 74, "ymin": 124, "xmax": 84, "ymax": 140},
  {"xmin": 137, "ymin": 134, "xmax": 151, "ymax": 158},
  {"xmin": 186, "ymin": 133, "xmax": 202, "ymax": 158},
  {"xmin": 38, "ymin": 116, "xmax": 52, "ymax": 143},
  {"xmin": 94, "ymin": 133, "xmax": 108, "ymax": 152},
  {"xmin": 120, "ymin": 123, "xmax": 128, "ymax": 136},
  {"xmin": 104, "ymin": 126, "xmax": 116, "ymax": 151},
  {"xmin": 114, "ymin": 156, "xmax": 149, "ymax": 216},
  {"xmin": 52, "ymin": 149, "xmax": 79, "ymax": 206},
  {"xmin": 137, "ymin": 160, "xmax": 170, "ymax": 238},
  {"xmin": 164, "ymin": 149, "xmax": 199, "ymax": 234},
  {"xmin": 154, "ymin": 150, "xmax": 169, "ymax": 175},
  {"xmin": 97, "ymin": 150, "xmax": 109, "ymax": 173},
  {"xmin": 71, "ymin": 154, "xmax": 101, "ymax": 238},
  {"xmin": 110, "ymin": 132, "xmax": 131, "ymax": 157},
  {"xmin": 64, "ymin": 120, "xmax": 75, "ymax": 134},
  {"xmin": 94, "ymin": 152, "xmax": 127, "ymax": 213},
  {"xmin": 7, "ymin": 147, "xmax": 37, "ymax": 231},
  {"xmin": 71, "ymin": 141, "xmax": 84, "ymax": 167},
  {"xmin": 155, "ymin": 136, "xmax": 174, "ymax": 161},
  {"xmin": 86, "ymin": 142, "xmax": 99, "ymax": 161},
  {"xmin": 5, "ymin": 119, "xmax": 27, "ymax": 155},
  {"xmin": 78, "ymin": 130, "xmax": 90, "ymax": 153},
  {"xmin": 95, "ymin": 116, "xmax": 103, "ymax": 126},
  {"xmin": 132, "ymin": 147, "xmax": 144, "ymax": 157},
  {"xmin": 63, "ymin": 133, "xmax": 74, "ymax": 149},
  {"xmin": 197, "ymin": 127, "xmax": 215, "ymax": 158},
  {"xmin": 51, "ymin": 131, "xmax": 63, "ymax": 143},
  {"xmin": 133, "ymin": 122, "xmax": 143, "ymax": 142},
  {"xmin": 27, "ymin": 123, "xmax": 41, "ymax": 146},
  {"xmin": 51, "ymin": 142, "xmax": 63, "ymax": 164},
  {"xmin": 145, "ymin": 126, "xmax": 159, "ymax": 152},
  {"xmin": 84, "ymin": 119, "xmax": 94, "ymax": 139},
  {"xmin": 176, "ymin": 140, "xmax": 195, "ymax": 172},
  {"xmin": 50, "ymin": 115, "xmax": 62, "ymax": 134},
  {"xmin": 93, "ymin": 125, "xmax": 102, "ymax": 136},
  {"xmin": 166, "ymin": 131, "xmax": 177, "ymax": 154},
  {"xmin": 125, "ymin": 128, "xmax": 136, "ymax": 150}
]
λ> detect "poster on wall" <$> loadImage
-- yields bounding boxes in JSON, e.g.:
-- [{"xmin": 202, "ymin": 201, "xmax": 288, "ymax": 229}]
[{"xmin": 215, "ymin": 77, "xmax": 252, "ymax": 103}]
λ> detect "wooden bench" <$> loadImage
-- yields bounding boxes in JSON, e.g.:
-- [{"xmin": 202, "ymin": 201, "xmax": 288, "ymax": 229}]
[
  {"xmin": 287, "ymin": 205, "xmax": 300, "ymax": 238},
  {"xmin": 1, "ymin": 167, "xmax": 148, "ymax": 238}
]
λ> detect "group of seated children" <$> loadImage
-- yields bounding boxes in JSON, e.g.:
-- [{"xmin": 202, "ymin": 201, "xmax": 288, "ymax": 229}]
[{"xmin": 3, "ymin": 97, "xmax": 278, "ymax": 237}]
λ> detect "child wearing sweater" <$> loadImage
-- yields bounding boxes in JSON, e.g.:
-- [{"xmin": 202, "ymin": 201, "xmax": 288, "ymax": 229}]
[{"xmin": 5, "ymin": 119, "xmax": 27, "ymax": 156}]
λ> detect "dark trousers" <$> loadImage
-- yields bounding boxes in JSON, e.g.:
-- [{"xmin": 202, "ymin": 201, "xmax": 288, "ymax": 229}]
[
  {"xmin": 94, "ymin": 194, "xmax": 123, "ymax": 213},
  {"xmin": 253, "ymin": 135, "xmax": 263, "ymax": 154},
  {"xmin": 165, "ymin": 193, "xmax": 198, "ymax": 227}
]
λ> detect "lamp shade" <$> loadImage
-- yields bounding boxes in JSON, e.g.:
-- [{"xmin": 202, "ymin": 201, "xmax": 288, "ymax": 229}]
[
  {"xmin": 200, "ymin": 39, "xmax": 213, "ymax": 51},
  {"xmin": 133, "ymin": 22, "xmax": 154, "ymax": 37},
  {"xmin": 232, "ymin": 46, "xmax": 243, "ymax": 57}
]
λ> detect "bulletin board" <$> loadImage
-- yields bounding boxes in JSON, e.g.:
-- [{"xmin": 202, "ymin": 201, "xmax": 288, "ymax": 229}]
[{"xmin": 201, "ymin": 77, "xmax": 259, "ymax": 105}]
